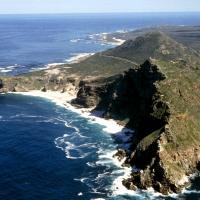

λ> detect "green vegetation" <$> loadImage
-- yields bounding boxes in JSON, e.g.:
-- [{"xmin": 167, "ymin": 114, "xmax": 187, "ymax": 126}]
[{"xmin": 1, "ymin": 26, "xmax": 200, "ymax": 194}]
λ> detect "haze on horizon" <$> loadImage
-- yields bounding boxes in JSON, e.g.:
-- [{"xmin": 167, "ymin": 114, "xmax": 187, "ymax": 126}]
[{"xmin": 0, "ymin": 0, "xmax": 199, "ymax": 14}]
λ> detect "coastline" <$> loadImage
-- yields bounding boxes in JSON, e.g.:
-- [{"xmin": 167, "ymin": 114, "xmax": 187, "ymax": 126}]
[
  {"xmin": 1, "ymin": 30, "xmax": 125, "ymax": 76},
  {"xmin": 9, "ymin": 90, "xmax": 192, "ymax": 198},
  {"xmin": 11, "ymin": 90, "xmax": 135, "ymax": 196},
  {"xmin": 13, "ymin": 90, "xmax": 133, "ymax": 134},
  {"xmin": 65, "ymin": 53, "xmax": 95, "ymax": 64},
  {"xmin": 3, "ymin": 26, "xmax": 200, "ymax": 197},
  {"xmin": 88, "ymin": 32, "xmax": 126, "ymax": 46}
]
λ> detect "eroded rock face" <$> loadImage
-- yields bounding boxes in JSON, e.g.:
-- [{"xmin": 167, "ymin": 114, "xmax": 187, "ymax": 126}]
[
  {"xmin": 71, "ymin": 80, "xmax": 103, "ymax": 108},
  {"xmin": 0, "ymin": 79, "xmax": 3, "ymax": 92},
  {"xmin": 113, "ymin": 149, "xmax": 127, "ymax": 162},
  {"xmin": 71, "ymin": 75, "xmax": 121, "ymax": 108},
  {"xmin": 72, "ymin": 59, "xmax": 200, "ymax": 194},
  {"xmin": 96, "ymin": 60, "xmax": 168, "ymax": 135},
  {"xmin": 0, "ymin": 79, "xmax": 3, "ymax": 88}
]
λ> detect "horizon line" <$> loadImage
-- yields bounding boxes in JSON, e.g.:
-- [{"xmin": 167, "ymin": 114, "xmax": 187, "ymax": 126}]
[{"xmin": 0, "ymin": 11, "xmax": 200, "ymax": 15}]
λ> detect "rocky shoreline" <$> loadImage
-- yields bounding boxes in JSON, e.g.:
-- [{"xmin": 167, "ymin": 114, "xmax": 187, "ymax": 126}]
[{"xmin": 0, "ymin": 28, "xmax": 200, "ymax": 195}]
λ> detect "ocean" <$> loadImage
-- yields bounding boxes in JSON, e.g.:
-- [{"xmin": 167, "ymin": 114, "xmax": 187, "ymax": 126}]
[{"xmin": 0, "ymin": 13, "xmax": 200, "ymax": 200}]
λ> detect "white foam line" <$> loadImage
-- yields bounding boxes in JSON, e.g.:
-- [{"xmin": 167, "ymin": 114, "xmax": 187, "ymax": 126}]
[
  {"xmin": 111, "ymin": 37, "xmax": 125, "ymax": 45},
  {"xmin": 45, "ymin": 62, "xmax": 66, "ymax": 68},
  {"xmin": 103, "ymin": 150, "xmax": 138, "ymax": 197},
  {"xmin": 3, "ymin": 91, "xmax": 199, "ymax": 197},
  {"xmin": 0, "ymin": 69, "xmax": 13, "ymax": 73},
  {"xmin": 10, "ymin": 90, "xmax": 136, "ymax": 195},
  {"xmin": 70, "ymin": 38, "xmax": 83, "ymax": 43},
  {"xmin": 65, "ymin": 53, "xmax": 95, "ymax": 64},
  {"xmin": 12, "ymin": 90, "xmax": 134, "ymax": 135}
]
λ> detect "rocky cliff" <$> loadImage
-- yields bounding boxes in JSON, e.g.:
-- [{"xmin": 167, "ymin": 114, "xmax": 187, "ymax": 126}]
[
  {"xmin": 0, "ymin": 30, "xmax": 200, "ymax": 195},
  {"xmin": 71, "ymin": 59, "xmax": 200, "ymax": 194},
  {"xmin": 70, "ymin": 32, "xmax": 200, "ymax": 194}
]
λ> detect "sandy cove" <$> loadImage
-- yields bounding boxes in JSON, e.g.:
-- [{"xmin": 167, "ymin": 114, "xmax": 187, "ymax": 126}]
[{"xmin": 13, "ymin": 90, "xmax": 132, "ymax": 134}]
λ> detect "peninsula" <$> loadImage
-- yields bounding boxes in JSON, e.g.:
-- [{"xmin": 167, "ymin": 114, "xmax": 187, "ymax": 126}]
[{"xmin": 0, "ymin": 26, "xmax": 200, "ymax": 195}]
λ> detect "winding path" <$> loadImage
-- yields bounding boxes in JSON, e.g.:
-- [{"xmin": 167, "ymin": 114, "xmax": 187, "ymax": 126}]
[{"xmin": 99, "ymin": 53, "xmax": 138, "ymax": 66}]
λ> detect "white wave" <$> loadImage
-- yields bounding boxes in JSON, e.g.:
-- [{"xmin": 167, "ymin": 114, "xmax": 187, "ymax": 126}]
[
  {"xmin": 95, "ymin": 147, "xmax": 138, "ymax": 197},
  {"xmin": 45, "ymin": 62, "xmax": 65, "ymax": 68},
  {"xmin": 70, "ymin": 38, "xmax": 83, "ymax": 43},
  {"xmin": 0, "ymin": 64, "xmax": 23, "ymax": 73},
  {"xmin": 32, "ymin": 119, "xmax": 55, "ymax": 124},
  {"xmin": 90, "ymin": 199, "xmax": 105, "ymax": 200},
  {"xmin": 77, "ymin": 192, "xmax": 83, "ymax": 196},
  {"xmin": 116, "ymin": 29, "xmax": 129, "ymax": 33},
  {"xmin": 13, "ymin": 90, "xmax": 134, "ymax": 136},
  {"xmin": 54, "ymin": 135, "xmax": 95, "ymax": 160},
  {"xmin": 30, "ymin": 63, "xmax": 66, "ymax": 72},
  {"xmin": 9, "ymin": 114, "xmax": 46, "ymax": 119},
  {"xmin": 88, "ymin": 31, "xmax": 126, "ymax": 46},
  {"xmin": 183, "ymin": 189, "xmax": 200, "ymax": 194},
  {"xmin": 65, "ymin": 53, "xmax": 94, "ymax": 64},
  {"xmin": 94, "ymin": 172, "xmax": 110, "ymax": 181},
  {"xmin": 86, "ymin": 162, "xmax": 96, "ymax": 168},
  {"xmin": 64, "ymin": 144, "xmax": 89, "ymax": 160},
  {"xmin": 74, "ymin": 177, "xmax": 89, "ymax": 183},
  {"xmin": 64, "ymin": 121, "xmax": 80, "ymax": 132},
  {"xmin": 111, "ymin": 37, "xmax": 125, "ymax": 45},
  {"xmin": 30, "ymin": 66, "xmax": 50, "ymax": 72},
  {"xmin": 12, "ymin": 91, "xmax": 137, "ymax": 196},
  {"xmin": 0, "ymin": 68, "xmax": 13, "ymax": 73}
]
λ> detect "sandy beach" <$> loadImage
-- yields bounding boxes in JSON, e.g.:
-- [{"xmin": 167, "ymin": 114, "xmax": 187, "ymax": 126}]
[{"xmin": 13, "ymin": 90, "xmax": 133, "ymax": 134}]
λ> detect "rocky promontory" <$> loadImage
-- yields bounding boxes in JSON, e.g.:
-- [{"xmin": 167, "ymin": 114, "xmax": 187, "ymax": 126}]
[{"xmin": 0, "ymin": 29, "xmax": 200, "ymax": 195}]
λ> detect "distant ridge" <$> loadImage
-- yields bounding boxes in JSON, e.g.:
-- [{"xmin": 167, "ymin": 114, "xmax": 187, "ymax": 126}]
[{"xmin": 104, "ymin": 31, "xmax": 200, "ymax": 67}]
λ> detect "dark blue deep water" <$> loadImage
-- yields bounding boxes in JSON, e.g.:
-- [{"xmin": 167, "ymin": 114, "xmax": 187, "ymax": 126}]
[
  {"xmin": 0, "ymin": 94, "xmax": 120, "ymax": 200},
  {"xmin": 0, "ymin": 94, "xmax": 200, "ymax": 200},
  {"xmin": 0, "ymin": 13, "xmax": 200, "ymax": 199}
]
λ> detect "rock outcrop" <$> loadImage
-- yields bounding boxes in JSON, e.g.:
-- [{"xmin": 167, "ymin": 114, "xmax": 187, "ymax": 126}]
[{"xmin": 70, "ymin": 32, "xmax": 200, "ymax": 194}]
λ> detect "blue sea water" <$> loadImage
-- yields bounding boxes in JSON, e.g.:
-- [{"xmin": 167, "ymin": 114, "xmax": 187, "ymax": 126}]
[
  {"xmin": 0, "ymin": 13, "xmax": 200, "ymax": 199},
  {"xmin": 0, "ymin": 12, "xmax": 200, "ymax": 75}
]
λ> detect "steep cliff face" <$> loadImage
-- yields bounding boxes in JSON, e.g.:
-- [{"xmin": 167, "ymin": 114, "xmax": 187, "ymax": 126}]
[
  {"xmin": 71, "ymin": 76, "xmax": 121, "ymax": 108},
  {"xmin": 96, "ymin": 60, "xmax": 168, "ymax": 134},
  {"xmin": 1, "ymin": 31, "xmax": 200, "ymax": 195},
  {"xmin": 70, "ymin": 58, "xmax": 200, "ymax": 194},
  {"xmin": 69, "ymin": 33, "xmax": 200, "ymax": 194}
]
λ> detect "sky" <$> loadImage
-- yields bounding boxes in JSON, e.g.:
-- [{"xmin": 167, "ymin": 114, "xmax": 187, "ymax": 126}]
[{"xmin": 0, "ymin": 0, "xmax": 199, "ymax": 14}]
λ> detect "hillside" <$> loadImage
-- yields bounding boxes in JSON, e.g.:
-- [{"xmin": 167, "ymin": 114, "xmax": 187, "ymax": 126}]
[
  {"xmin": 106, "ymin": 26, "xmax": 200, "ymax": 51},
  {"xmin": 105, "ymin": 31, "xmax": 200, "ymax": 66},
  {"xmin": 0, "ymin": 29, "xmax": 200, "ymax": 195}
]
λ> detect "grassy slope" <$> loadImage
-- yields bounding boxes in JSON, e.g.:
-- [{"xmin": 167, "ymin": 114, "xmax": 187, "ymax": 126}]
[
  {"xmin": 154, "ymin": 58, "xmax": 200, "ymax": 182},
  {"xmin": 86, "ymin": 31, "xmax": 200, "ymax": 193},
  {"xmin": 108, "ymin": 26, "xmax": 200, "ymax": 51}
]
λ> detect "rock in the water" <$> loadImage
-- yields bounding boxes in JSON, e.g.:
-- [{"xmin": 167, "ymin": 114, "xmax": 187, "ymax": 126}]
[{"xmin": 113, "ymin": 149, "xmax": 127, "ymax": 162}]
